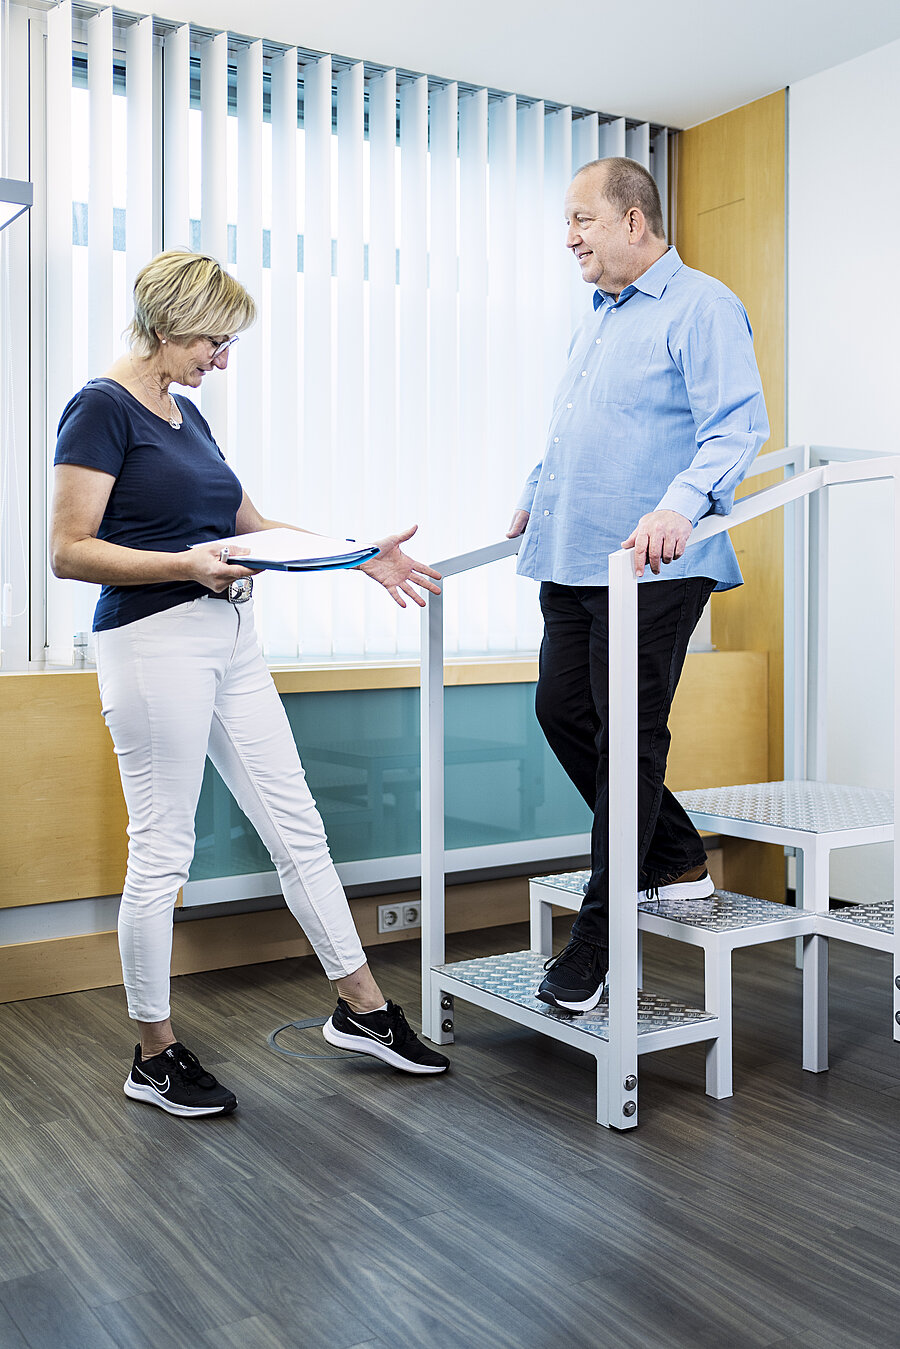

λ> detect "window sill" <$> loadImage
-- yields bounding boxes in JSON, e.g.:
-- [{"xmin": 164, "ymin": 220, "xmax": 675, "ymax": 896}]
[{"xmin": 2, "ymin": 654, "xmax": 541, "ymax": 692}]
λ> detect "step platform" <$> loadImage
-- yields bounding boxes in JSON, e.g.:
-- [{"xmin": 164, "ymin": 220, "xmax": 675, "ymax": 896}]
[
  {"xmin": 528, "ymin": 869, "xmax": 816, "ymax": 940},
  {"xmin": 817, "ymin": 900, "xmax": 894, "ymax": 952},
  {"xmin": 434, "ymin": 949, "xmax": 718, "ymax": 1125},
  {"xmin": 436, "ymin": 949, "xmax": 715, "ymax": 1041},
  {"xmin": 672, "ymin": 784, "xmax": 895, "ymax": 1071},
  {"xmin": 528, "ymin": 871, "xmax": 817, "ymax": 1097},
  {"xmin": 675, "ymin": 781, "xmax": 893, "ymax": 838}
]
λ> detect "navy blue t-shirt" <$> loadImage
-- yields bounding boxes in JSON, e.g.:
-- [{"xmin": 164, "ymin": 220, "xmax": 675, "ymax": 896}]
[{"xmin": 54, "ymin": 378, "xmax": 243, "ymax": 631}]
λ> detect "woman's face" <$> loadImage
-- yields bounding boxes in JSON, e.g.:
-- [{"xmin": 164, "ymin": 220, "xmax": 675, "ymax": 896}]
[{"xmin": 158, "ymin": 334, "xmax": 235, "ymax": 387}]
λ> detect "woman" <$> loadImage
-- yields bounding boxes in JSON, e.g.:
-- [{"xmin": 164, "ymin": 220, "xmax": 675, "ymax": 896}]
[{"xmin": 51, "ymin": 250, "xmax": 448, "ymax": 1119}]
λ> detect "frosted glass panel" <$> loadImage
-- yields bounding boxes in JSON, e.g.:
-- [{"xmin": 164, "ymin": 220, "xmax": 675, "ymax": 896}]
[{"xmin": 189, "ymin": 683, "xmax": 591, "ymax": 880}]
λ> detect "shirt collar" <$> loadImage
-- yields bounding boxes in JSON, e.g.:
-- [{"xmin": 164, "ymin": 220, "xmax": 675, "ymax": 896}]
[{"xmin": 593, "ymin": 246, "xmax": 683, "ymax": 310}]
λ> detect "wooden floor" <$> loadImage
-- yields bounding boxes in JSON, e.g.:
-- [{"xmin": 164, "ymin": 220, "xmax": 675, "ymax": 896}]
[{"xmin": 1, "ymin": 921, "xmax": 899, "ymax": 1349}]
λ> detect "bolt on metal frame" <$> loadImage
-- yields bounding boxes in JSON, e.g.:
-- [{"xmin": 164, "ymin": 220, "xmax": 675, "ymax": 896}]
[{"xmin": 418, "ymin": 452, "xmax": 900, "ymax": 1129}]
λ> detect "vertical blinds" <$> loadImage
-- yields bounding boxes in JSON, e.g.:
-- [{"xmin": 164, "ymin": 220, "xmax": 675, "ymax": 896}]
[{"xmin": 44, "ymin": 4, "xmax": 673, "ymax": 661}]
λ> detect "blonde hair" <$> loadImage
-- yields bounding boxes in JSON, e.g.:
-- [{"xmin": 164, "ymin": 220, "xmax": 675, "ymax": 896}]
[{"xmin": 127, "ymin": 250, "xmax": 257, "ymax": 356}]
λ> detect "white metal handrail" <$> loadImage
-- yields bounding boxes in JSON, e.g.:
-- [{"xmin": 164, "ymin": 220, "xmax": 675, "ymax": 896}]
[
  {"xmin": 605, "ymin": 454, "xmax": 900, "ymax": 1126},
  {"xmin": 419, "ymin": 450, "xmax": 900, "ymax": 1128},
  {"xmin": 419, "ymin": 535, "xmax": 522, "ymax": 1045}
]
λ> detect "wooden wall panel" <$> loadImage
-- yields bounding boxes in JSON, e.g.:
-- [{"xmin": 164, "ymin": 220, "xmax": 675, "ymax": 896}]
[
  {"xmin": 666, "ymin": 650, "xmax": 768, "ymax": 791},
  {"xmin": 676, "ymin": 89, "xmax": 786, "ymax": 900},
  {"xmin": 0, "ymin": 673, "xmax": 129, "ymax": 908}
]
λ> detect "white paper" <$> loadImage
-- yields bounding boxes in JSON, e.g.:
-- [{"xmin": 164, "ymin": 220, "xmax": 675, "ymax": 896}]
[{"xmin": 199, "ymin": 528, "xmax": 374, "ymax": 565}]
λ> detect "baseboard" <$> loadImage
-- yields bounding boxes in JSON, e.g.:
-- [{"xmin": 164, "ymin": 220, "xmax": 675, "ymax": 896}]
[
  {"xmin": 0, "ymin": 877, "xmax": 531, "ymax": 1004},
  {"xmin": 0, "ymin": 851, "xmax": 743, "ymax": 1005}
]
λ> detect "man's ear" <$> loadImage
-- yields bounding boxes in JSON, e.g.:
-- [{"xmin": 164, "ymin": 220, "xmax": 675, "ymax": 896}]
[{"xmin": 626, "ymin": 207, "xmax": 646, "ymax": 242}]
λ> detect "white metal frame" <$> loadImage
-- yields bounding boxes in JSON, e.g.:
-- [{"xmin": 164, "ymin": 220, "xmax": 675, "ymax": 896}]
[
  {"xmin": 680, "ymin": 788, "xmax": 893, "ymax": 1071},
  {"xmin": 684, "ymin": 444, "xmax": 897, "ymax": 1070},
  {"xmin": 528, "ymin": 877, "xmax": 818, "ymax": 1100},
  {"xmin": 419, "ymin": 452, "xmax": 900, "ymax": 1129}
]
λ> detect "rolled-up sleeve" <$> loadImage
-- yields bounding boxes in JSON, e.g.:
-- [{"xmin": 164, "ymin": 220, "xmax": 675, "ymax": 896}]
[
  {"xmin": 656, "ymin": 297, "xmax": 769, "ymax": 524},
  {"xmin": 517, "ymin": 462, "xmax": 542, "ymax": 514}
]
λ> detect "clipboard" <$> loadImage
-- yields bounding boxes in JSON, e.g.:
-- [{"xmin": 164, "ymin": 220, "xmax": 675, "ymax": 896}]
[{"xmin": 201, "ymin": 528, "xmax": 380, "ymax": 573}]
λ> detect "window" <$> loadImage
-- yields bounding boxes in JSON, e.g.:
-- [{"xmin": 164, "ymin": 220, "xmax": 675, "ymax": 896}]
[{"xmin": 0, "ymin": 0, "xmax": 672, "ymax": 668}]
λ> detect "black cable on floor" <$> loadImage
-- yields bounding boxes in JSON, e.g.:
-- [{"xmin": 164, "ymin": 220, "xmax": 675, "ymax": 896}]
[{"xmin": 266, "ymin": 1017, "xmax": 345, "ymax": 1060}]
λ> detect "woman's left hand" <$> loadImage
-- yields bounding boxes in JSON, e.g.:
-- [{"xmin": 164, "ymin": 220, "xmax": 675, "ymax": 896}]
[{"xmin": 359, "ymin": 525, "xmax": 442, "ymax": 608}]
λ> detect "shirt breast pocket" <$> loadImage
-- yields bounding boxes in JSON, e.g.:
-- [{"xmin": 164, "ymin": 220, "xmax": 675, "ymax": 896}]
[{"xmin": 591, "ymin": 340, "xmax": 654, "ymax": 407}]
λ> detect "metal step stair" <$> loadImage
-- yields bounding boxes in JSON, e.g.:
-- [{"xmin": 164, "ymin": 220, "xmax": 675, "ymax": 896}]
[
  {"xmin": 434, "ymin": 949, "xmax": 718, "ymax": 1125},
  {"xmin": 817, "ymin": 900, "xmax": 894, "ymax": 951},
  {"xmin": 675, "ymin": 781, "xmax": 895, "ymax": 1070},
  {"xmin": 676, "ymin": 781, "xmax": 892, "ymax": 842},
  {"xmin": 418, "ymin": 452, "xmax": 900, "ymax": 1127},
  {"xmin": 529, "ymin": 871, "xmax": 817, "ymax": 1097}
]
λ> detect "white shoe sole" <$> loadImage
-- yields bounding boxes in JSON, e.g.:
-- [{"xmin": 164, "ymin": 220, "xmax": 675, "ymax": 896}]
[
  {"xmin": 322, "ymin": 1017, "xmax": 448, "ymax": 1074},
  {"xmin": 536, "ymin": 979, "xmax": 607, "ymax": 1013},
  {"xmin": 124, "ymin": 1075, "xmax": 235, "ymax": 1116},
  {"xmin": 638, "ymin": 873, "xmax": 716, "ymax": 903}
]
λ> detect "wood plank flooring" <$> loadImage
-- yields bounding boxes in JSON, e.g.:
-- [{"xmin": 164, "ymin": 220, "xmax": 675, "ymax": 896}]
[{"xmin": 1, "ymin": 921, "xmax": 899, "ymax": 1349}]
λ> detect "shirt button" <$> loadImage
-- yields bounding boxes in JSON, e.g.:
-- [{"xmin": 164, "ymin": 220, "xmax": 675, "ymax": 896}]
[
  {"xmin": 595, "ymin": 337, "xmax": 602, "ymax": 344},
  {"xmin": 549, "ymin": 473, "xmax": 555, "ymax": 480},
  {"xmin": 566, "ymin": 402, "xmax": 573, "ymax": 409},
  {"xmin": 553, "ymin": 437, "xmax": 559, "ymax": 443},
  {"xmin": 543, "ymin": 510, "xmax": 550, "ymax": 516},
  {"xmin": 581, "ymin": 370, "xmax": 587, "ymax": 377}
]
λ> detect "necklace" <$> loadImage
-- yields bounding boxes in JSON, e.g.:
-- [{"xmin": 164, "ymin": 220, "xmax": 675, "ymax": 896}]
[{"xmin": 130, "ymin": 356, "xmax": 182, "ymax": 429}]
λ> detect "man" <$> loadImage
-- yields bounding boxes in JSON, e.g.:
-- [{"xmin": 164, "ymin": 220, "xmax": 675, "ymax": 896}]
[{"xmin": 508, "ymin": 157, "xmax": 768, "ymax": 1013}]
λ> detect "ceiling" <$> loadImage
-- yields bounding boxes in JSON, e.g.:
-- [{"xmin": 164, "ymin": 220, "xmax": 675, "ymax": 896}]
[{"xmin": 191, "ymin": 0, "xmax": 900, "ymax": 127}]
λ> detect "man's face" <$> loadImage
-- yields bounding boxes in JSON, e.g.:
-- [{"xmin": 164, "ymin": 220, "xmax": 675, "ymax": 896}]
[{"xmin": 564, "ymin": 169, "xmax": 632, "ymax": 292}]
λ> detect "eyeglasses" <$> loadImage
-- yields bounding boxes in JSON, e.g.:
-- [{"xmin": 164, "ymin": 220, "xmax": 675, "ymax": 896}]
[{"xmin": 207, "ymin": 335, "xmax": 240, "ymax": 359}]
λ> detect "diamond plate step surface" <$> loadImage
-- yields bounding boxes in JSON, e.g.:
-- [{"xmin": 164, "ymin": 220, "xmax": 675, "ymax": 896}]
[
  {"xmin": 436, "ymin": 949, "xmax": 714, "ymax": 1041},
  {"xmin": 638, "ymin": 890, "xmax": 816, "ymax": 931},
  {"xmin": 825, "ymin": 901, "xmax": 894, "ymax": 935},
  {"xmin": 534, "ymin": 869, "xmax": 590, "ymax": 896},
  {"xmin": 676, "ymin": 781, "xmax": 892, "ymax": 833},
  {"xmin": 532, "ymin": 872, "xmax": 813, "ymax": 932}
]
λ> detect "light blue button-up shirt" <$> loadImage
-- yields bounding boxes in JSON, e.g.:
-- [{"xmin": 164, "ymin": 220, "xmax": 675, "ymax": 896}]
[{"xmin": 515, "ymin": 247, "xmax": 769, "ymax": 590}]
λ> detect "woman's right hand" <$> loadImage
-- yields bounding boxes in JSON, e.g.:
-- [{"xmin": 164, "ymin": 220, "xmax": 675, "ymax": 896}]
[{"xmin": 182, "ymin": 542, "xmax": 255, "ymax": 592}]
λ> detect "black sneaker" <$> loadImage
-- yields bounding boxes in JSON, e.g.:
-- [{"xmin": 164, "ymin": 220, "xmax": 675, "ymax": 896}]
[
  {"xmin": 322, "ymin": 999, "xmax": 450, "ymax": 1074},
  {"xmin": 124, "ymin": 1042, "xmax": 238, "ymax": 1117},
  {"xmin": 537, "ymin": 939, "xmax": 608, "ymax": 1012}
]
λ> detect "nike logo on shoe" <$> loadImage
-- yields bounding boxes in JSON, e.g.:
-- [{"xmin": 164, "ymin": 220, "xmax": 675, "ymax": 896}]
[
  {"xmin": 138, "ymin": 1070, "xmax": 170, "ymax": 1091},
  {"xmin": 346, "ymin": 1016, "xmax": 393, "ymax": 1045}
]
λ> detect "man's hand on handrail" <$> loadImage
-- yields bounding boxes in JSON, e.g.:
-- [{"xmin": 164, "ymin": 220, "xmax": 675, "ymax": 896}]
[
  {"xmin": 622, "ymin": 509, "xmax": 693, "ymax": 577},
  {"xmin": 507, "ymin": 509, "xmax": 530, "ymax": 539}
]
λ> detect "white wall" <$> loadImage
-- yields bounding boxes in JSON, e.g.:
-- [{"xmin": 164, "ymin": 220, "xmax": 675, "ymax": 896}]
[{"xmin": 788, "ymin": 39, "xmax": 900, "ymax": 899}]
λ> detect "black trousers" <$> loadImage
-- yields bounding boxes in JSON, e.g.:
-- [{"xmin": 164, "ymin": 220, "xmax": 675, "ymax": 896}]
[{"xmin": 536, "ymin": 576, "xmax": 716, "ymax": 954}]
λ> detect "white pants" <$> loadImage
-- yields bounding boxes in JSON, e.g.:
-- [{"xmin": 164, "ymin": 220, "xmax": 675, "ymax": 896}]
[{"xmin": 95, "ymin": 596, "xmax": 367, "ymax": 1022}]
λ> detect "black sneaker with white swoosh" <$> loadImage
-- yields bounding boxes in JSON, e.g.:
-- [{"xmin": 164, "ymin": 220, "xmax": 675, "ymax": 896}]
[
  {"xmin": 322, "ymin": 998, "xmax": 450, "ymax": 1074},
  {"xmin": 124, "ymin": 1042, "xmax": 238, "ymax": 1117}
]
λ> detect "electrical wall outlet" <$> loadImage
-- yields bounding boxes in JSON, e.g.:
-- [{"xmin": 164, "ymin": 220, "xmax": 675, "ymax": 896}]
[
  {"xmin": 377, "ymin": 903, "xmax": 403, "ymax": 934},
  {"xmin": 377, "ymin": 901, "xmax": 421, "ymax": 934}
]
